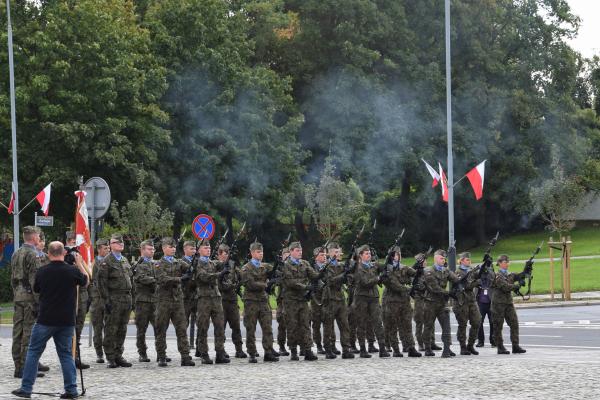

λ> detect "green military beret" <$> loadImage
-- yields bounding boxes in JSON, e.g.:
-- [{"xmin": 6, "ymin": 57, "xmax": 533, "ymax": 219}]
[
  {"xmin": 218, "ymin": 243, "xmax": 230, "ymax": 252},
  {"xmin": 313, "ymin": 246, "xmax": 326, "ymax": 257},
  {"xmin": 96, "ymin": 238, "xmax": 109, "ymax": 247},
  {"xmin": 458, "ymin": 252, "xmax": 471, "ymax": 260},
  {"xmin": 140, "ymin": 239, "xmax": 154, "ymax": 248},
  {"xmin": 497, "ymin": 254, "xmax": 510, "ymax": 264},
  {"xmin": 198, "ymin": 238, "xmax": 211, "ymax": 247},
  {"xmin": 250, "ymin": 242, "xmax": 263, "ymax": 251},
  {"xmin": 288, "ymin": 241, "xmax": 302, "ymax": 250},
  {"xmin": 390, "ymin": 245, "xmax": 401, "ymax": 254},
  {"xmin": 434, "ymin": 249, "xmax": 447, "ymax": 257},
  {"xmin": 161, "ymin": 237, "xmax": 176, "ymax": 247},
  {"xmin": 327, "ymin": 242, "xmax": 340, "ymax": 251},
  {"xmin": 183, "ymin": 240, "xmax": 196, "ymax": 248},
  {"xmin": 356, "ymin": 244, "xmax": 370, "ymax": 255}
]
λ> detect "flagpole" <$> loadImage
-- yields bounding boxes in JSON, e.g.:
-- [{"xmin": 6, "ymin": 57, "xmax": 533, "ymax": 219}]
[
  {"xmin": 452, "ymin": 175, "xmax": 467, "ymax": 187},
  {"xmin": 7, "ymin": 0, "xmax": 20, "ymax": 248},
  {"xmin": 445, "ymin": 0, "xmax": 456, "ymax": 269}
]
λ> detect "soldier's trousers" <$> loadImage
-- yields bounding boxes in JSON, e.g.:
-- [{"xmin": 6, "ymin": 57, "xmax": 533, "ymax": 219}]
[
  {"xmin": 184, "ymin": 296, "xmax": 197, "ymax": 328},
  {"xmin": 283, "ymin": 299, "xmax": 312, "ymax": 351},
  {"xmin": 243, "ymin": 300, "xmax": 274, "ymax": 355},
  {"xmin": 352, "ymin": 296, "xmax": 385, "ymax": 346},
  {"xmin": 323, "ymin": 299, "xmax": 351, "ymax": 350},
  {"xmin": 75, "ymin": 295, "xmax": 89, "ymax": 344},
  {"xmin": 89, "ymin": 297, "xmax": 105, "ymax": 356},
  {"xmin": 383, "ymin": 299, "xmax": 415, "ymax": 349},
  {"xmin": 223, "ymin": 300, "xmax": 243, "ymax": 350},
  {"xmin": 155, "ymin": 298, "xmax": 190, "ymax": 359},
  {"xmin": 135, "ymin": 301, "xmax": 156, "ymax": 355},
  {"xmin": 348, "ymin": 302, "xmax": 375, "ymax": 346},
  {"xmin": 414, "ymin": 297, "xmax": 435, "ymax": 346},
  {"xmin": 492, "ymin": 302, "xmax": 519, "ymax": 347},
  {"xmin": 196, "ymin": 297, "xmax": 225, "ymax": 353},
  {"xmin": 453, "ymin": 300, "xmax": 481, "ymax": 346},
  {"xmin": 310, "ymin": 302, "xmax": 324, "ymax": 347},
  {"xmin": 477, "ymin": 301, "xmax": 494, "ymax": 344},
  {"xmin": 276, "ymin": 302, "xmax": 286, "ymax": 347},
  {"xmin": 103, "ymin": 296, "xmax": 131, "ymax": 362},
  {"xmin": 12, "ymin": 301, "xmax": 36, "ymax": 371},
  {"xmin": 423, "ymin": 300, "xmax": 452, "ymax": 348}
]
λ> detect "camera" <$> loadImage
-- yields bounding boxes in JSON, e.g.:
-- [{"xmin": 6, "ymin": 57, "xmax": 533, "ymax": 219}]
[{"xmin": 64, "ymin": 246, "xmax": 80, "ymax": 265}]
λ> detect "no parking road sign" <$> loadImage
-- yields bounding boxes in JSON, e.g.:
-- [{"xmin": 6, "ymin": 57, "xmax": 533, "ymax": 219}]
[{"xmin": 192, "ymin": 214, "xmax": 216, "ymax": 240}]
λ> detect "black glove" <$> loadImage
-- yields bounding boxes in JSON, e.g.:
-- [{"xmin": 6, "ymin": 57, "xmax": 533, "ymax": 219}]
[
  {"xmin": 219, "ymin": 269, "xmax": 230, "ymax": 279},
  {"xmin": 104, "ymin": 302, "xmax": 113, "ymax": 314},
  {"xmin": 181, "ymin": 272, "xmax": 192, "ymax": 282},
  {"xmin": 524, "ymin": 261, "xmax": 534, "ymax": 273},
  {"xmin": 483, "ymin": 253, "xmax": 492, "ymax": 264}
]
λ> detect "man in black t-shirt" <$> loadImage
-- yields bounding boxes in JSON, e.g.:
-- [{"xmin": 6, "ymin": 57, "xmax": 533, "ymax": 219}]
[{"xmin": 12, "ymin": 241, "xmax": 89, "ymax": 399}]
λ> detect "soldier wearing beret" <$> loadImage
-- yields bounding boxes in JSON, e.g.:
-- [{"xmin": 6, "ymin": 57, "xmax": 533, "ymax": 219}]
[
  {"xmin": 134, "ymin": 240, "xmax": 158, "ymax": 362},
  {"xmin": 452, "ymin": 252, "xmax": 482, "ymax": 355},
  {"xmin": 89, "ymin": 238, "xmax": 110, "ymax": 363}
]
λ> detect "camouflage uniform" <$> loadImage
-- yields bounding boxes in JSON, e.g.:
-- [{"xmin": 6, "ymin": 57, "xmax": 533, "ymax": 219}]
[
  {"xmin": 97, "ymin": 252, "xmax": 133, "ymax": 364},
  {"xmin": 352, "ymin": 262, "xmax": 386, "ymax": 354},
  {"xmin": 381, "ymin": 262, "xmax": 418, "ymax": 354},
  {"xmin": 309, "ymin": 262, "xmax": 326, "ymax": 351},
  {"xmin": 218, "ymin": 259, "xmax": 244, "ymax": 354},
  {"xmin": 240, "ymin": 260, "xmax": 277, "ymax": 357},
  {"xmin": 412, "ymin": 269, "xmax": 435, "ymax": 349},
  {"xmin": 322, "ymin": 260, "xmax": 352, "ymax": 355},
  {"xmin": 422, "ymin": 265, "xmax": 460, "ymax": 355},
  {"xmin": 11, "ymin": 242, "xmax": 41, "ymax": 373},
  {"xmin": 347, "ymin": 273, "xmax": 376, "ymax": 350},
  {"xmin": 492, "ymin": 269, "xmax": 522, "ymax": 351},
  {"xmin": 194, "ymin": 257, "xmax": 227, "ymax": 358},
  {"xmin": 281, "ymin": 257, "xmax": 319, "ymax": 356},
  {"xmin": 452, "ymin": 265, "xmax": 482, "ymax": 352},
  {"xmin": 89, "ymin": 255, "xmax": 106, "ymax": 359},
  {"xmin": 180, "ymin": 255, "xmax": 198, "ymax": 329},
  {"xmin": 154, "ymin": 256, "xmax": 192, "ymax": 361},
  {"xmin": 276, "ymin": 288, "xmax": 287, "ymax": 350},
  {"xmin": 134, "ymin": 257, "xmax": 158, "ymax": 358}
]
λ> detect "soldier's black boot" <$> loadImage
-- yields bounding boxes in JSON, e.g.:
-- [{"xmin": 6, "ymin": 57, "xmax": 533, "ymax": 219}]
[
  {"xmin": 341, "ymin": 348, "xmax": 355, "ymax": 359},
  {"xmin": 431, "ymin": 343, "xmax": 442, "ymax": 351},
  {"xmin": 37, "ymin": 362, "xmax": 50, "ymax": 372},
  {"xmin": 215, "ymin": 351, "xmax": 231, "ymax": 364},
  {"xmin": 181, "ymin": 356, "xmax": 195, "ymax": 366},
  {"xmin": 157, "ymin": 358, "xmax": 168, "ymax": 367},
  {"xmin": 95, "ymin": 352, "xmax": 105, "ymax": 364},
  {"xmin": 116, "ymin": 357, "xmax": 132, "ymax": 367},
  {"xmin": 263, "ymin": 350, "xmax": 279, "ymax": 362},
  {"xmin": 248, "ymin": 354, "xmax": 258, "ymax": 363},
  {"xmin": 460, "ymin": 343, "xmax": 471, "ymax": 356},
  {"xmin": 200, "ymin": 353, "xmax": 213, "ymax": 364},
  {"xmin": 497, "ymin": 344, "xmax": 510, "ymax": 355},
  {"xmin": 512, "ymin": 344, "xmax": 526, "ymax": 354},
  {"xmin": 368, "ymin": 342, "xmax": 379, "ymax": 353},
  {"xmin": 299, "ymin": 349, "xmax": 306, "ymax": 357},
  {"xmin": 475, "ymin": 341, "xmax": 484, "ymax": 348},
  {"xmin": 278, "ymin": 346, "xmax": 290, "ymax": 356},
  {"xmin": 317, "ymin": 344, "xmax": 326, "ymax": 355},
  {"xmin": 332, "ymin": 345, "xmax": 341, "ymax": 355},
  {"xmin": 325, "ymin": 348, "xmax": 337, "ymax": 359},
  {"xmin": 468, "ymin": 342, "xmax": 479, "ymax": 355},
  {"xmin": 392, "ymin": 344, "xmax": 403, "ymax": 357},
  {"xmin": 304, "ymin": 349, "xmax": 318, "ymax": 361},
  {"xmin": 235, "ymin": 346, "xmax": 248, "ymax": 358},
  {"xmin": 424, "ymin": 345, "xmax": 435, "ymax": 357},
  {"xmin": 222, "ymin": 351, "xmax": 230, "ymax": 359},
  {"xmin": 379, "ymin": 348, "xmax": 390, "ymax": 358},
  {"xmin": 107, "ymin": 359, "xmax": 119, "ymax": 368},
  {"xmin": 290, "ymin": 347, "xmax": 300, "ymax": 361},
  {"xmin": 138, "ymin": 352, "xmax": 150, "ymax": 362},
  {"xmin": 350, "ymin": 343, "xmax": 360, "ymax": 354},
  {"xmin": 359, "ymin": 343, "xmax": 372, "ymax": 358},
  {"xmin": 195, "ymin": 349, "xmax": 201, "ymax": 358},
  {"xmin": 418, "ymin": 342, "xmax": 425, "ymax": 351},
  {"xmin": 441, "ymin": 344, "xmax": 453, "ymax": 358},
  {"xmin": 408, "ymin": 347, "xmax": 422, "ymax": 357},
  {"xmin": 490, "ymin": 339, "xmax": 496, "ymax": 347}
]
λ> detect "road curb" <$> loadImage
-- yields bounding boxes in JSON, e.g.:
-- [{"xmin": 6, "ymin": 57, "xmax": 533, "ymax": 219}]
[{"xmin": 515, "ymin": 299, "xmax": 600, "ymax": 309}]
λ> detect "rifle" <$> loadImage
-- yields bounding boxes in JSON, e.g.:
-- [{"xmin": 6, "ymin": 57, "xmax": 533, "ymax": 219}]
[
  {"xmin": 409, "ymin": 246, "xmax": 433, "ymax": 298},
  {"xmin": 514, "ymin": 241, "xmax": 543, "ymax": 301},
  {"xmin": 210, "ymin": 227, "xmax": 229, "ymax": 260},
  {"xmin": 222, "ymin": 223, "xmax": 246, "ymax": 296},
  {"xmin": 367, "ymin": 219, "xmax": 378, "ymax": 262},
  {"xmin": 384, "ymin": 228, "xmax": 405, "ymax": 266},
  {"xmin": 343, "ymin": 223, "xmax": 366, "ymax": 276},
  {"xmin": 266, "ymin": 232, "xmax": 292, "ymax": 295}
]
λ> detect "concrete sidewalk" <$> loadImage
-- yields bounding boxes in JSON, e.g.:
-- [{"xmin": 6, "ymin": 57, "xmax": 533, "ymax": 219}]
[{"xmin": 515, "ymin": 291, "xmax": 600, "ymax": 309}]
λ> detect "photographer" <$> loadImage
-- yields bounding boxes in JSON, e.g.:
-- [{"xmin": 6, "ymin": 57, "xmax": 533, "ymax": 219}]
[{"xmin": 12, "ymin": 241, "xmax": 89, "ymax": 399}]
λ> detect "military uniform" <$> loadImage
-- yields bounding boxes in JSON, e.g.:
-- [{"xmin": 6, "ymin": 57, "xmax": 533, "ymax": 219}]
[
  {"xmin": 97, "ymin": 251, "xmax": 133, "ymax": 366},
  {"xmin": 309, "ymin": 262, "xmax": 326, "ymax": 353},
  {"xmin": 352, "ymin": 262, "xmax": 388, "ymax": 357},
  {"xmin": 281, "ymin": 257, "xmax": 319, "ymax": 359},
  {"xmin": 422, "ymin": 264, "xmax": 460, "ymax": 356},
  {"xmin": 452, "ymin": 264, "xmax": 482, "ymax": 354},
  {"xmin": 134, "ymin": 257, "xmax": 158, "ymax": 360},
  {"xmin": 193, "ymin": 256, "xmax": 228, "ymax": 363},
  {"xmin": 180, "ymin": 255, "xmax": 198, "ymax": 329},
  {"xmin": 11, "ymin": 243, "xmax": 41, "ymax": 375},
  {"xmin": 492, "ymin": 269, "xmax": 525, "ymax": 354},
  {"xmin": 321, "ymin": 259, "xmax": 353, "ymax": 358},
  {"xmin": 240, "ymin": 259, "xmax": 278, "ymax": 361},
  {"xmin": 413, "ymin": 268, "xmax": 436, "ymax": 350},
  {"xmin": 347, "ymin": 271, "xmax": 376, "ymax": 352},
  {"xmin": 275, "ymin": 285, "xmax": 287, "ymax": 351},
  {"xmin": 154, "ymin": 255, "xmax": 193, "ymax": 365},
  {"xmin": 89, "ymin": 255, "xmax": 106, "ymax": 361},
  {"xmin": 381, "ymin": 262, "xmax": 420, "ymax": 356},
  {"xmin": 217, "ymin": 259, "xmax": 245, "ymax": 356}
]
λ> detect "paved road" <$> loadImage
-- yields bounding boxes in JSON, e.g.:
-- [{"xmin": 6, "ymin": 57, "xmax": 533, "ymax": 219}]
[{"xmin": 1, "ymin": 305, "xmax": 599, "ymax": 399}]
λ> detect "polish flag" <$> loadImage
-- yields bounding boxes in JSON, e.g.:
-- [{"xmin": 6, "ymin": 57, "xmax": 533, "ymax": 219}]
[
  {"xmin": 465, "ymin": 160, "xmax": 486, "ymax": 200},
  {"xmin": 422, "ymin": 159, "xmax": 441, "ymax": 187},
  {"xmin": 35, "ymin": 183, "xmax": 52, "ymax": 216},
  {"xmin": 7, "ymin": 190, "xmax": 15, "ymax": 214},
  {"xmin": 74, "ymin": 190, "xmax": 94, "ymax": 266},
  {"xmin": 438, "ymin": 163, "xmax": 448, "ymax": 203}
]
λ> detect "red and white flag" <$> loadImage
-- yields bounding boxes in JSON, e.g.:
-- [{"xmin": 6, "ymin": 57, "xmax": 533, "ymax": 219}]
[
  {"xmin": 465, "ymin": 160, "xmax": 486, "ymax": 200},
  {"xmin": 438, "ymin": 163, "xmax": 449, "ymax": 202},
  {"xmin": 74, "ymin": 190, "xmax": 94, "ymax": 267},
  {"xmin": 422, "ymin": 159, "xmax": 441, "ymax": 187},
  {"xmin": 35, "ymin": 183, "xmax": 52, "ymax": 216},
  {"xmin": 7, "ymin": 190, "xmax": 15, "ymax": 214}
]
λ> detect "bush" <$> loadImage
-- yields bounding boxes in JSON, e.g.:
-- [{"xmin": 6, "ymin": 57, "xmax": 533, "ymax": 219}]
[{"xmin": 0, "ymin": 266, "xmax": 12, "ymax": 303}]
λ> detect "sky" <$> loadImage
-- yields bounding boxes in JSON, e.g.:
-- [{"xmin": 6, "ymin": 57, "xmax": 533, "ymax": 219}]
[{"xmin": 567, "ymin": 0, "xmax": 600, "ymax": 58}]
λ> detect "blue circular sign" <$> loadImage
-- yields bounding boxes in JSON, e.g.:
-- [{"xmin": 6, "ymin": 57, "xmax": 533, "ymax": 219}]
[{"xmin": 192, "ymin": 214, "xmax": 215, "ymax": 240}]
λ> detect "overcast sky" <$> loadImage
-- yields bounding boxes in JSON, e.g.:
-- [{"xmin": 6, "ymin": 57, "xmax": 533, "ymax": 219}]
[{"xmin": 567, "ymin": 0, "xmax": 599, "ymax": 58}]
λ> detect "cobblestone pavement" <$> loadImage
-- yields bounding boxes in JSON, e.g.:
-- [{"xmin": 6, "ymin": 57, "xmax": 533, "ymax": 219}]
[{"xmin": 1, "ymin": 336, "xmax": 599, "ymax": 400}]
